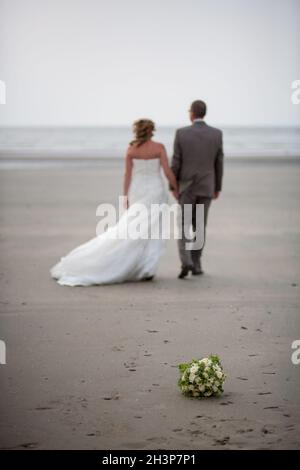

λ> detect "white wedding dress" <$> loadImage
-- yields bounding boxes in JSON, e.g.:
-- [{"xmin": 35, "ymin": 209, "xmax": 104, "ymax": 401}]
[{"xmin": 50, "ymin": 158, "xmax": 168, "ymax": 286}]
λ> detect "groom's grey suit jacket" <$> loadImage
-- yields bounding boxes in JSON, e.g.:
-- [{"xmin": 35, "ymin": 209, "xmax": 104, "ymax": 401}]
[{"xmin": 171, "ymin": 121, "xmax": 224, "ymax": 198}]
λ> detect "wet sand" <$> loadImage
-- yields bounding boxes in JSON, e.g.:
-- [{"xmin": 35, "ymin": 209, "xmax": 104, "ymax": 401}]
[{"xmin": 0, "ymin": 159, "xmax": 300, "ymax": 449}]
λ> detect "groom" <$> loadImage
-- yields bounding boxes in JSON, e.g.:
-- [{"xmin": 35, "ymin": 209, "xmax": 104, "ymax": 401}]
[{"xmin": 171, "ymin": 100, "xmax": 224, "ymax": 279}]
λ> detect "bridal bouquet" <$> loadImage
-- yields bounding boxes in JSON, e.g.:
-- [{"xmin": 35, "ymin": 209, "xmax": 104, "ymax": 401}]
[{"xmin": 178, "ymin": 355, "xmax": 226, "ymax": 398}]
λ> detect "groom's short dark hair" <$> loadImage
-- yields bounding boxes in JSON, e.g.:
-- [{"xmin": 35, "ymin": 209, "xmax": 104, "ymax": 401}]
[{"xmin": 190, "ymin": 100, "xmax": 206, "ymax": 118}]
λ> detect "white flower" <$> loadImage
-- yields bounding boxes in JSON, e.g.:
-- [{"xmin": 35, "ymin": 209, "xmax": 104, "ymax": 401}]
[
  {"xmin": 188, "ymin": 385, "xmax": 194, "ymax": 391},
  {"xmin": 216, "ymin": 370, "xmax": 223, "ymax": 380},
  {"xmin": 200, "ymin": 357, "xmax": 209, "ymax": 364},
  {"xmin": 192, "ymin": 391, "xmax": 200, "ymax": 397},
  {"xmin": 189, "ymin": 374, "xmax": 196, "ymax": 383},
  {"xmin": 212, "ymin": 385, "xmax": 218, "ymax": 392},
  {"xmin": 198, "ymin": 384, "xmax": 205, "ymax": 392},
  {"xmin": 190, "ymin": 364, "xmax": 199, "ymax": 374},
  {"xmin": 203, "ymin": 372, "xmax": 208, "ymax": 379}
]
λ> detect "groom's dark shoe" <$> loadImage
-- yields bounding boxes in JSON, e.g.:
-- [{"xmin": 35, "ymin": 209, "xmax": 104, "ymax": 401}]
[
  {"xmin": 192, "ymin": 261, "xmax": 203, "ymax": 275},
  {"xmin": 178, "ymin": 265, "xmax": 193, "ymax": 279},
  {"xmin": 143, "ymin": 275, "xmax": 154, "ymax": 281}
]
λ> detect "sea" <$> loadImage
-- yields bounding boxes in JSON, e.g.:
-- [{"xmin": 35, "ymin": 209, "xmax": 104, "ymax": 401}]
[{"xmin": 0, "ymin": 126, "xmax": 299, "ymax": 168}]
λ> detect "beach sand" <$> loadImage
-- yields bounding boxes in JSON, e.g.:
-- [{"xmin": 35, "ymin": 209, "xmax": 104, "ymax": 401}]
[{"xmin": 0, "ymin": 159, "xmax": 300, "ymax": 449}]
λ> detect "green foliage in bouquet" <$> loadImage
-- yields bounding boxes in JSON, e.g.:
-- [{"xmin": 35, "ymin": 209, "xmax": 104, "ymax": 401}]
[{"xmin": 178, "ymin": 355, "xmax": 226, "ymax": 398}]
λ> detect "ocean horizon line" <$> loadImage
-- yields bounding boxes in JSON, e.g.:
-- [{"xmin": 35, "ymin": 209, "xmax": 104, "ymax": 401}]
[
  {"xmin": 0, "ymin": 126, "xmax": 299, "ymax": 166},
  {"xmin": 1, "ymin": 124, "xmax": 300, "ymax": 130}
]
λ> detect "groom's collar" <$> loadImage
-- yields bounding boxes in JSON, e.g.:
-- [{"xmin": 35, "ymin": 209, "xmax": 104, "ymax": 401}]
[{"xmin": 192, "ymin": 119, "xmax": 206, "ymax": 125}]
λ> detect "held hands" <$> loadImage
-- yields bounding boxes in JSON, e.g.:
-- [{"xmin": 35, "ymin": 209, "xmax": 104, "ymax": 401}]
[{"xmin": 172, "ymin": 189, "xmax": 179, "ymax": 201}]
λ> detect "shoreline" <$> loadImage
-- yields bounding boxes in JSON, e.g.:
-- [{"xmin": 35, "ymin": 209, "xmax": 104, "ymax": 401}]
[{"xmin": 0, "ymin": 154, "xmax": 300, "ymax": 170}]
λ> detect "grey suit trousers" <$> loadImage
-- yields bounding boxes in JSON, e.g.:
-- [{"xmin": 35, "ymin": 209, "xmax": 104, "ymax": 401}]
[{"xmin": 178, "ymin": 188, "xmax": 211, "ymax": 268}]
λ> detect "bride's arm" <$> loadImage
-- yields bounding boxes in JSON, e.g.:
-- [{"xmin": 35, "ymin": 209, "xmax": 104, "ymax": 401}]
[
  {"xmin": 159, "ymin": 144, "xmax": 179, "ymax": 200},
  {"xmin": 123, "ymin": 149, "xmax": 133, "ymax": 207}
]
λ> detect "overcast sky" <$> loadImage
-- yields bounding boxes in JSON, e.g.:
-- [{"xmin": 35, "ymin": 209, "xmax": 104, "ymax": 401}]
[{"xmin": 0, "ymin": 0, "xmax": 299, "ymax": 127}]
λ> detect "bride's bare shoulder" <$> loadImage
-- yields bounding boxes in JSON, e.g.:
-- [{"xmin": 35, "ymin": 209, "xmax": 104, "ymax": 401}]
[
  {"xmin": 126, "ymin": 143, "xmax": 136, "ymax": 155},
  {"xmin": 151, "ymin": 140, "xmax": 165, "ymax": 150}
]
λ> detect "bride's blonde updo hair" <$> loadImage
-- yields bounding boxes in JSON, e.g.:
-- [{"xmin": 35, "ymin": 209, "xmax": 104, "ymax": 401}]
[{"xmin": 130, "ymin": 119, "xmax": 155, "ymax": 147}]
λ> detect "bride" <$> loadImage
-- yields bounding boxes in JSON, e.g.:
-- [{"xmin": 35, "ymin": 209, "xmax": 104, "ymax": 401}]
[{"xmin": 50, "ymin": 119, "xmax": 178, "ymax": 286}]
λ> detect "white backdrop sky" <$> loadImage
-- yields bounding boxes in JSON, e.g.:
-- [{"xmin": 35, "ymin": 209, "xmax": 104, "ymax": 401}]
[{"xmin": 0, "ymin": 0, "xmax": 300, "ymax": 127}]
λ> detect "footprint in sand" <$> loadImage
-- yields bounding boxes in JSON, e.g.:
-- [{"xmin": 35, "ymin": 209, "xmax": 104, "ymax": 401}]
[
  {"xmin": 214, "ymin": 436, "xmax": 230, "ymax": 446},
  {"xmin": 124, "ymin": 361, "xmax": 137, "ymax": 371},
  {"xmin": 189, "ymin": 430, "xmax": 202, "ymax": 436},
  {"xmin": 146, "ymin": 437, "xmax": 168, "ymax": 444},
  {"xmin": 102, "ymin": 394, "xmax": 120, "ymax": 401},
  {"xmin": 261, "ymin": 426, "xmax": 274, "ymax": 434},
  {"xmin": 111, "ymin": 346, "xmax": 124, "ymax": 352},
  {"xmin": 20, "ymin": 442, "xmax": 39, "ymax": 449},
  {"xmin": 34, "ymin": 406, "xmax": 53, "ymax": 411}
]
